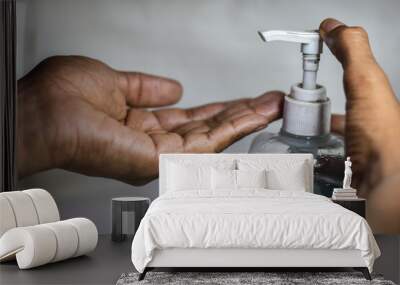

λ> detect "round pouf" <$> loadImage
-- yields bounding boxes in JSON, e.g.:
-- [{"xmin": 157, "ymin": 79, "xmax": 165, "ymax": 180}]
[{"xmin": 111, "ymin": 197, "xmax": 150, "ymax": 242}]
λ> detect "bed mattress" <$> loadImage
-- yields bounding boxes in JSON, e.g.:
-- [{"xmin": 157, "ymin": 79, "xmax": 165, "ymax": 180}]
[{"xmin": 131, "ymin": 190, "xmax": 380, "ymax": 273}]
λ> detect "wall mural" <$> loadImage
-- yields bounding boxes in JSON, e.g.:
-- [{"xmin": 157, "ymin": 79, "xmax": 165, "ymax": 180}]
[{"xmin": 12, "ymin": 2, "xmax": 400, "ymax": 234}]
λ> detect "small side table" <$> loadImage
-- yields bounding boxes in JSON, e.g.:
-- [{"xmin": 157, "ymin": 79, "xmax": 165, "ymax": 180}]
[
  {"xmin": 112, "ymin": 197, "xmax": 150, "ymax": 242},
  {"xmin": 331, "ymin": 198, "xmax": 366, "ymax": 218}
]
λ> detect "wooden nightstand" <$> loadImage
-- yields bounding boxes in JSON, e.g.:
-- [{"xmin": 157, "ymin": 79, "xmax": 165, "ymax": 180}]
[{"xmin": 331, "ymin": 198, "xmax": 366, "ymax": 218}]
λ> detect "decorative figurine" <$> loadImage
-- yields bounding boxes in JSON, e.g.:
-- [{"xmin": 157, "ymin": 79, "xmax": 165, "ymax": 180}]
[
  {"xmin": 343, "ymin": 157, "xmax": 353, "ymax": 189},
  {"xmin": 332, "ymin": 156, "xmax": 358, "ymax": 199}
]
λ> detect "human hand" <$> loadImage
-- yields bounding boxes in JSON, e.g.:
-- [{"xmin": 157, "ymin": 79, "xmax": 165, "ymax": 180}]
[
  {"xmin": 17, "ymin": 56, "xmax": 283, "ymax": 185},
  {"xmin": 320, "ymin": 18, "xmax": 400, "ymax": 232}
]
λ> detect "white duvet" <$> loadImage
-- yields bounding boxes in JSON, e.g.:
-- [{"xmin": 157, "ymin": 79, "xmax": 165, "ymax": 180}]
[{"xmin": 131, "ymin": 190, "xmax": 380, "ymax": 273}]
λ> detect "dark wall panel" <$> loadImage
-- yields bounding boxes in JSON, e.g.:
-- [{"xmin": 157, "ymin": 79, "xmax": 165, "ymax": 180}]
[{"xmin": 0, "ymin": 0, "xmax": 17, "ymax": 192}]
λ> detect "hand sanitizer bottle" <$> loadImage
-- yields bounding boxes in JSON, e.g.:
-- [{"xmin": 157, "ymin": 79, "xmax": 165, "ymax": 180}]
[{"xmin": 249, "ymin": 30, "xmax": 344, "ymax": 197}]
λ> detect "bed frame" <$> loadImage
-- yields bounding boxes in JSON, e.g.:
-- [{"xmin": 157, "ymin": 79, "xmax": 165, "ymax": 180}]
[
  {"xmin": 138, "ymin": 154, "xmax": 372, "ymax": 281},
  {"xmin": 139, "ymin": 248, "xmax": 371, "ymax": 280}
]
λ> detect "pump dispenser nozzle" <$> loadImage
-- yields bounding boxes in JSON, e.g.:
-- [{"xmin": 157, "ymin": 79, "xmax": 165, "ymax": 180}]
[
  {"xmin": 258, "ymin": 29, "xmax": 330, "ymax": 137},
  {"xmin": 258, "ymin": 30, "xmax": 322, "ymax": 90}
]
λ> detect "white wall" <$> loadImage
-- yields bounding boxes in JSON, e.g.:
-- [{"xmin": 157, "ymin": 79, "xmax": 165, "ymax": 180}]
[{"xmin": 16, "ymin": 0, "xmax": 400, "ymax": 228}]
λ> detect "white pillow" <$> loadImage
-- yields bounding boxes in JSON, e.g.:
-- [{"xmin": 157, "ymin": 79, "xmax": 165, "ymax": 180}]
[
  {"xmin": 267, "ymin": 165, "xmax": 307, "ymax": 191},
  {"xmin": 167, "ymin": 163, "xmax": 211, "ymax": 191},
  {"xmin": 211, "ymin": 169, "xmax": 268, "ymax": 191},
  {"xmin": 237, "ymin": 159, "xmax": 309, "ymax": 191},
  {"xmin": 236, "ymin": 169, "xmax": 267, "ymax": 188},
  {"xmin": 211, "ymin": 168, "xmax": 236, "ymax": 190}
]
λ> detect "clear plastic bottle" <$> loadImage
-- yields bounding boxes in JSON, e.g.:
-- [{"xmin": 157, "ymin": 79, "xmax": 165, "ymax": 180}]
[
  {"xmin": 253, "ymin": 30, "xmax": 345, "ymax": 197},
  {"xmin": 249, "ymin": 130, "xmax": 344, "ymax": 197}
]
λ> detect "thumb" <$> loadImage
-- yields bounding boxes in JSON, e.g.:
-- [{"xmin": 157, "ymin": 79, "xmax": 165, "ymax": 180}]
[
  {"xmin": 319, "ymin": 18, "xmax": 376, "ymax": 68},
  {"xmin": 319, "ymin": 18, "xmax": 395, "ymax": 103}
]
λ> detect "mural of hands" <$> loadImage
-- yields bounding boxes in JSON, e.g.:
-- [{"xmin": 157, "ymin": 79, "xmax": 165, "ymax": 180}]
[
  {"xmin": 15, "ymin": 18, "xmax": 400, "ymax": 233},
  {"xmin": 17, "ymin": 56, "xmax": 284, "ymax": 185}
]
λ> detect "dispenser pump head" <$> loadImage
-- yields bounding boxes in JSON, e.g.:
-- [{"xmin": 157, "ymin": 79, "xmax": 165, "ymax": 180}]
[
  {"xmin": 258, "ymin": 30, "xmax": 323, "ymax": 90},
  {"xmin": 258, "ymin": 30, "xmax": 331, "ymax": 137}
]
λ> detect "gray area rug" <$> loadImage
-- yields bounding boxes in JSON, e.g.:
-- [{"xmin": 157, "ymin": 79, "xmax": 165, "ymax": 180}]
[{"xmin": 117, "ymin": 272, "xmax": 396, "ymax": 285}]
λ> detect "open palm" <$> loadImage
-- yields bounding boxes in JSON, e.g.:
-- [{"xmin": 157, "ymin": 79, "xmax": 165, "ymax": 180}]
[{"xmin": 18, "ymin": 56, "xmax": 284, "ymax": 185}]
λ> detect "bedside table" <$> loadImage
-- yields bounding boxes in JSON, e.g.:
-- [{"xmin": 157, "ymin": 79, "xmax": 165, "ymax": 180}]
[
  {"xmin": 331, "ymin": 198, "xmax": 366, "ymax": 218},
  {"xmin": 112, "ymin": 197, "xmax": 150, "ymax": 242}
]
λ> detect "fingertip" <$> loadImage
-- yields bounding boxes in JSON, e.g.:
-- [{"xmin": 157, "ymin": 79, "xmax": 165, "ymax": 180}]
[
  {"xmin": 255, "ymin": 90, "xmax": 285, "ymax": 103},
  {"xmin": 253, "ymin": 91, "xmax": 285, "ymax": 120},
  {"xmin": 319, "ymin": 18, "xmax": 347, "ymax": 42},
  {"xmin": 320, "ymin": 18, "xmax": 346, "ymax": 34},
  {"xmin": 162, "ymin": 77, "xmax": 184, "ymax": 103},
  {"xmin": 175, "ymin": 79, "xmax": 184, "ymax": 96}
]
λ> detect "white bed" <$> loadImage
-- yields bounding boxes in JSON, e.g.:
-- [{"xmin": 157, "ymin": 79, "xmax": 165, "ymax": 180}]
[{"xmin": 131, "ymin": 154, "xmax": 380, "ymax": 280}]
